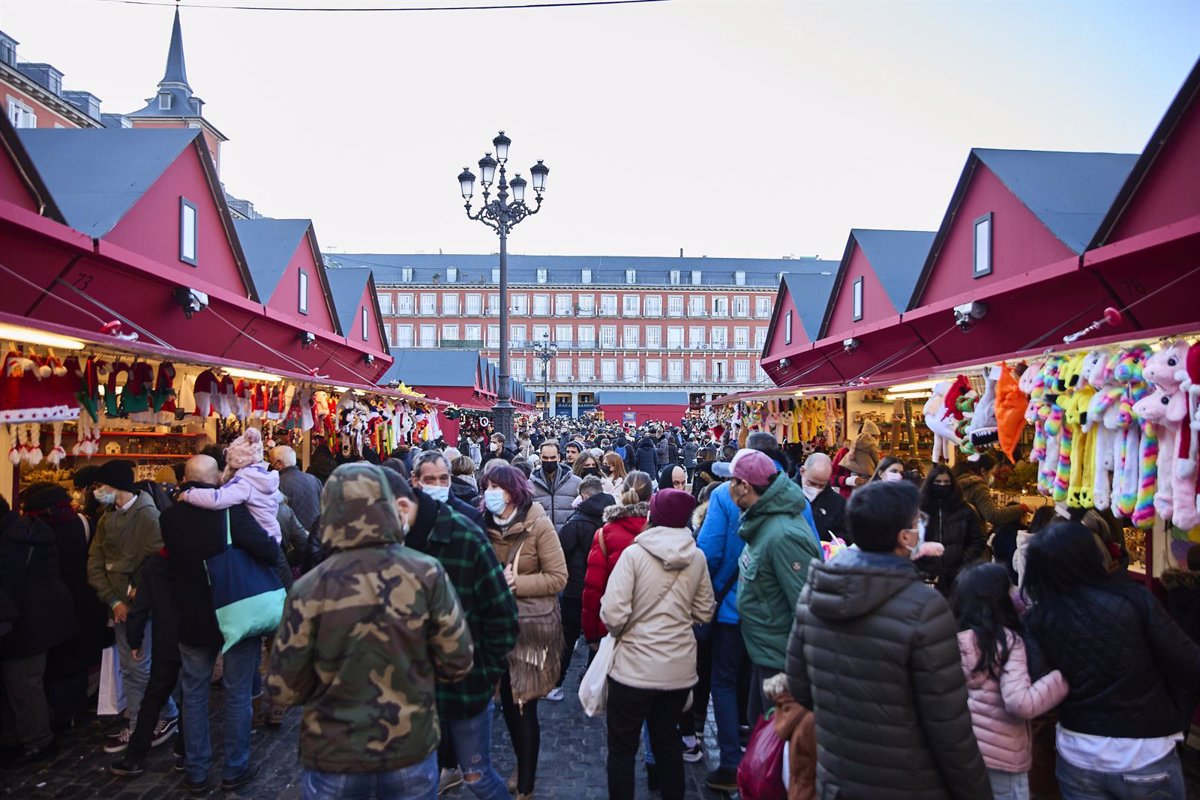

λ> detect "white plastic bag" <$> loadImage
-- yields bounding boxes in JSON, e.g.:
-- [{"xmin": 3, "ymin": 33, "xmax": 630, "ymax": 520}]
[
  {"xmin": 97, "ymin": 644, "xmax": 126, "ymax": 716},
  {"xmin": 578, "ymin": 634, "xmax": 616, "ymax": 717}
]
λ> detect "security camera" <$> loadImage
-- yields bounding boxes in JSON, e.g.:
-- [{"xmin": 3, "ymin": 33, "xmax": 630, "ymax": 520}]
[
  {"xmin": 843, "ymin": 338, "xmax": 860, "ymax": 354},
  {"xmin": 173, "ymin": 287, "xmax": 209, "ymax": 319},
  {"xmin": 953, "ymin": 301, "xmax": 987, "ymax": 331},
  {"xmin": 779, "ymin": 357, "xmax": 791, "ymax": 369},
  {"xmin": 299, "ymin": 331, "xmax": 317, "ymax": 348}
]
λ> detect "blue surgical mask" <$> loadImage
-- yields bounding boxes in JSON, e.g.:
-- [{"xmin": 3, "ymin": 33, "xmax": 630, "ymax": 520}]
[
  {"xmin": 484, "ymin": 488, "xmax": 508, "ymax": 515},
  {"xmin": 422, "ymin": 485, "xmax": 450, "ymax": 504},
  {"xmin": 94, "ymin": 489, "xmax": 117, "ymax": 506}
]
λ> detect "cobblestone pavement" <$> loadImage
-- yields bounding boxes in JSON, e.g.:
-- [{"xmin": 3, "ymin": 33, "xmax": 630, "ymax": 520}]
[{"xmin": 4, "ymin": 644, "xmax": 1199, "ymax": 799}]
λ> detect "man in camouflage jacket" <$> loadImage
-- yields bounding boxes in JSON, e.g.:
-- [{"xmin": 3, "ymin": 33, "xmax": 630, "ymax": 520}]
[{"xmin": 267, "ymin": 463, "xmax": 474, "ymax": 795}]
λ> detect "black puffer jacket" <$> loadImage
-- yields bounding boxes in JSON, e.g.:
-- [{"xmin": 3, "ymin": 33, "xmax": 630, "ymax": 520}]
[
  {"xmin": 787, "ymin": 548, "xmax": 991, "ymax": 800},
  {"xmin": 558, "ymin": 492, "xmax": 616, "ymax": 599},
  {"xmin": 1024, "ymin": 580, "xmax": 1200, "ymax": 738},
  {"xmin": 0, "ymin": 512, "xmax": 78, "ymax": 659},
  {"xmin": 633, "ymin": 438, "xmax": 659, "ymax": 475},
  {"xmin": 918, "ymin": 497, "xmax": 985, "ymax": 594}
]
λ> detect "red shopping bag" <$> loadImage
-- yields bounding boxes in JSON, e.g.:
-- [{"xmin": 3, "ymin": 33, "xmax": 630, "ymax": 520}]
[{"xmin": 737, "ymin": 713, "xmax": 786, "ymax": 800}]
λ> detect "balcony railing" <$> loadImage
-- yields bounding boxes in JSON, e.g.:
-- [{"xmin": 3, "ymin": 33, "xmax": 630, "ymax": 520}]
[
  {"xmin": 440, "ymin": 339, "xmax": 485, "ymax": 348},
  {"xmin": 502, "ymin": 340, "xmax": 761, "ymax": 353}
]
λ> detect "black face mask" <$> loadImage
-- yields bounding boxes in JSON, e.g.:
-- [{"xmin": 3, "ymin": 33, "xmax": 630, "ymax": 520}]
[
  {"xmin": 543, "ymin": 461, "xmax": 558, "ymax": 475},
  {"xmin": 583, "ymin": 468, "xmax": 601, "ymax": 478},
  {"xmin": 929, "ymin": 484, "xmax": 952, "ymax": 501}
]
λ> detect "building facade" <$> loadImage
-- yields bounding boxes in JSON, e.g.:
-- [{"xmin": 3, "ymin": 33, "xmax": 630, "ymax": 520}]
[{"xmin": 330, "ymin": 253, "xmax": 835, "ymax": 417}]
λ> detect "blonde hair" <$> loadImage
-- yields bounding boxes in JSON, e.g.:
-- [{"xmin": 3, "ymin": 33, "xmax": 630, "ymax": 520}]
[{"xmin": 621, "ymin": 470, "xmax": 652, "ymax": 506}]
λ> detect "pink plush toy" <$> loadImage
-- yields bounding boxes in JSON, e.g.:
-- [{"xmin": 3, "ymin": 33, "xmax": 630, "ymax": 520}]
[
  {"xmin": 1132, "ymin": 349, "xmax": 1188, "ymax": 524},
  {"xmin": 1173, "ymin": 342, "xmax": 1200, "ymax": 530}
]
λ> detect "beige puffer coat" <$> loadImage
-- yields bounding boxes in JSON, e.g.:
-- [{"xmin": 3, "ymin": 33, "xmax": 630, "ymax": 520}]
[
  {"xmin": 600, "ymin": 525, "xmax": 714, "ymax": 691},
  {"xmin": 957, "ymin": 629, "xmax": 1068, "ymax": 772}
]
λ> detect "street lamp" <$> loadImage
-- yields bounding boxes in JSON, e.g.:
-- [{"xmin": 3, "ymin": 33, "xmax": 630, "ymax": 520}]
[
  {"xmin": 533, "ymin": 333, "xmax": 558, "ymax": 421},
  {"xmin": 459, "ymin": 130, "xmax": 548, "ymax": 443}
]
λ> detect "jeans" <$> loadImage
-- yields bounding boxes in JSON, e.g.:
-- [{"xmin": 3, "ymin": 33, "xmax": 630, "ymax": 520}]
[
  {"xmin": 0, "ymin": 653, "xmax": 52, "ymax": 749},
  {"xmin": 178, "ymin": 636, "xmax": 259, "ymax": 784},
  {"xmin": 127, "ymin": 658, "xmax": 181, "ymax": 760},
  {"xmin": 442, "ymin": 701, "xmax": 508, "ymax": 800},
  {"xmin": 498, "ymin": 672, "xmax": 540, "ymax": 795},
  {"xmin": 1056, "ymin": 750, "xmax": 1185, "ymax": 799},
  {"xmin": 606, "ymin": 677, "xmax": 689, "ymax": 800},
  {"xmin": 302, "ymin": 752, "xmax": 437, "ymax": 800},
  {"xmin": 988, "ymin": 768, "xmax": 1030, "ymax": 800},
  {"xmin": 557, "ymin": 595, "xmax": 583, "ymax": 689},
  {"xmin": 114, "ymin": 620, "xmax": 177, "ymax": 724},
  {"xmin": 682, "ymin": 631, "xmax": 711, "ymax": 737},
  {"xmin": 710, "ymin": 623, "xmax": 747, "ymax": 771}
]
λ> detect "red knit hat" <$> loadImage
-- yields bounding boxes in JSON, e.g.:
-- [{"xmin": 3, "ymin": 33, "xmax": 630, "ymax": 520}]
[{"xmin": 649, "ymin": 488, "xmax": 697, "ymax": 529}]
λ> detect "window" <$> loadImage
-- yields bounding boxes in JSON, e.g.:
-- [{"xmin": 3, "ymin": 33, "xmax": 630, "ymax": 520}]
[
  {"xmin": 734, "ymin": 270, "xmax": 746, "ymax": 286},
  {"xmin": 689, "ymin": 327, "xmax": 705, "ymax": 349},
  {"xmin": 465, "ymin": 294, "xmax": 482, "ymax": 315},
  {"xmin": 852, "ymin": 277, "xmax": 864, "ymax": 321},
  {"xmin": 555, "ymin": 325, "xmax": 573, "ymax": 347},
  {"xmin": 465, "ymin": 324, "xmax": 482, "ymax": 343},
  {"xmin": 533, "ymin": 359, "xmax": 546, "ymax": 380},
  {"xmin": 511, "ymin": 294, "xmax": 528, "ymax": 315},
  {"xmin": 179, "ymin": 198, "xmax": 198, "ymax": 265},
  {"xmin": 622, "ymin": 295, "xmax": 639, "ymax": 316},
  {"xmin": 557, "ymin": 359, "xmax": 572, "ymax": 381},
  {"xmin": 420, "ymin": 294, "xmax": 436, "ymax": 315},
  {"xmin": 669, "ymin": 270, "xmax": 681, "ymax": 285},
  {"xmin": 577, "ymin": 295, "xmax": 595, "ymax": 316},
  {"xmin": 688, "ymin": 296, "xmax": 706, "ymax": 317},
  {"xmin": 533, "ymin": 324, "xmax": 550, "ymax": 343},
  {"xmin": 691, "ymin": 270, "xmax": 702, "ymax": 286},
  {"xmin": 419, "ymin": 324, "xmax": 437, "ymax": 347},
  {"xmin": 645, "ymin": 326, "xmax": 662, "ymax": 349},
  {"xmin": 713, "ymin": 360, "xmax": 727, "ymax": 383},
  {"xmin": 512, "ymin": 359, "xmax": 527, "ymax": 380},
  {"xmin": 581, "ymin": 269, "xmax": 592, "ymax": 284},
  {"xmin": 601, "ymin": 360, "xmax": 617, "ymax": 382},
  {"xmin": 644, "ymin": 296, "xmax": 662, "ymax": 316},
  {"xmin": 536, "ymin": 268, "xmax": 548, "ymax": 284},
  {"xmin": 754, "ymin": 327, "xmax": 767, "ymax": 351},
  {"xmin": 395, "ymin": 324, "xmax": 414, "ymax": 348},
  {"xmin": 487, "ymin": 325, "xmax": 499, "ymax": 348},
  {"xmin": 362, "ymin": 308, "xmax": 370, "ymax": 340},
  {"xmin": 402, "ymin": 267, "xmax": 414, "ymax": 283},
  {"xmin": 578, "ymin": 325, "xmax": 596, "ymax": 348},
  {"xmin": 442, "ymin": 294, "xmax": 459, "ymax": 315},
  {"xmin": 625, "ymin": 269, "xmax": 636, "ymax": 285},
  {"xmin": 623, "ymin": 325, "xmax": 640, "ymax": 349},
  {"xmin": 600, "ymin": 325, "xmax": 617, "ymax": 348},
  {"xmin": 645, "ymin": 360, "xmax": 662, "ymax": 383},
  {"xmin": 668, "ymin": 296, "xmax": 684, "ymax": 317},
  {"xmin": 690, "ymin": 360, "xmax": 706, "ymax": 382},
  {"xmin": 491, "ymin": 268, "xmax": 500, "ymax": 283},
  {"xmin": 734, "ymin": 327, "xmax": 749, "ymax": 350},
  {"xmin": 623, "ymin": 360, "xmax": 640, "ymax": 381},
  {"xmin": 511, "ymin": 324, "xmax": 526, "ymax": 346},
  {"xmin": 158, "ymin": 92, "xmax": 172, "ymax": 110},
  {"xmin": 442, "ymin": 324, "xmax": 459, "ymax": 342},
  {"xmin": 533, "ymin": 295, "xmax": 550, "ymax": 316},
  {"xmin": 600, "ymin": 294, "xmax": 617, "ymax": 316},
  {"xmin": 712, "ymin": 296, "xmax": 729, "ymax": 317},
  {"xmin": 555, "ymin": 295, "xmax": 573, "ymax": 316},
  {"xmin": 735, "ymin": 360, "xmax": 750, "ymax": 383},
  {"xmin": 668, "ymin": 360, "xmax": 684, "ymax": 383},
  {"xmin": 446, "ymin": 267, "xmax": 458, "ymax": 283},
  {"xmin": 974, "ymin": 212, "xmax": 993, "ymax": 277},
  {"xmin": 711, "ymin": 327, "xmax": 728, "ymax": 350},
  {"xmin": 667, "ymin": 327, "xmax": 684, "ymax": 349},
  {"xmin": 784, "ymin": 311, "xmax": 793, "ymax": 345},
  {"xmin": 733, "ymin": 296, "xmax": 749, "ymax": 317},
  {"xmin": 578, "ymin": 359, "xmax": 595, "ymax": 381},
  {"xmin": 755, "ymin": 297, "xmax": 771, "ymax": 318},
  {"xmin": 298, "ymin": 269, "xmax": 309, "ymax": 315},
  {"xmin": 396, "ymin": 293, "xmax": 414, "ymax": 314}
]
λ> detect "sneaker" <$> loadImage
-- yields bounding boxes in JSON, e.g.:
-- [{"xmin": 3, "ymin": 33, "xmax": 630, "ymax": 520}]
[
  {"xmin": 150, "ymin": 716, "xmax": 178, "ymax": 748},
  {"xmin": 174, "ymin": 754, "xmax": 186, "ymax": 773},
  {"xmin": 705, "ymin": 767, "xmax": 738, "ymax": 791},
  {"xmin": 438, "ymin": 767, "xmax": 464, "ymax": 795},
  {"xmin": 267, "ymin": 702, "xmax": 287, "ymax": 728},
  {"xmin": 109, "ymin": 755, "xmax": 145, "ymax": 778},
  {"xmin": 183, "ymin": 777, "xmax": 209, "ymax": 795},
  {"xmin": 682, "ymin": 740, "xmax": 704, "ymax": 763},
  {"xmin": 220, "ymin": 762, "xmax": 261, "ymax": 791},
  {"xmin": 103, "ymin": 727, "xmax": 132, "ymax": 754},
  {"xmin": 545, "ymin": 687, "xmax": 565, "ymax": 702}
]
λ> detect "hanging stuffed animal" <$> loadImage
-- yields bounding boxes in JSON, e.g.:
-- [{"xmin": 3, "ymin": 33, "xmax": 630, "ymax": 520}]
[
  {"xmin": 1086, "ymin": 350, "xmax": 1124, "ymax": 511},
  {"xmin": 1112, "ymin": 346, "xmax": 1153, "ymax": 518},
  {"xmin": 1136, "ymin": 341, "xmax": 1191, "ymax": 522},
  {"xmin": 1174, "ymin": 342, "xmax": 1200, "ymax": 531},
  {"xmin": 1036, "ymin": 358, "xmax": 1067, "ymax": 496},
  {"xmin": 966, "ymin": 367, "xmax": 1000, "ymax": 452},
  {"xmin": 924, "ymin": 380, "xmax": 960, "ymax": 463},
  {"xmin": 994, "ymin": 363, "xmax": 1028, "ymax": 464}
]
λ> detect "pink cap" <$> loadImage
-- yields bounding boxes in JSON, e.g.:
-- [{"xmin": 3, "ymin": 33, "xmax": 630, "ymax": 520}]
[{"xmin": 713, "ymin": 448, "xmax": 779, "ymax": 486}]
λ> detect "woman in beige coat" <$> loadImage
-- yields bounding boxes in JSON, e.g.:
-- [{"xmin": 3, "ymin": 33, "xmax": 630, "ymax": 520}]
[
  {"xmin": 600, "ymin": 488, "xmax": 715, "ymax": 800},
  {"xmin": 481, "ymin": 464, "xmax": 567, "ymax": 800}
]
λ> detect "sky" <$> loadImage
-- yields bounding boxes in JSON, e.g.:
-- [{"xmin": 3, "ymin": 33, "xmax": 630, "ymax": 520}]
[{"xmin": 2, "ymin": 0, "xmax": 1197, "ymax": 261}]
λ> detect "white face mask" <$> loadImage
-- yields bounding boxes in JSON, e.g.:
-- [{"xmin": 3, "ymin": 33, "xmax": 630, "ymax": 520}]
[
  {"xmin": 94, "ymin": 489, "xmax": 117, "ymax": 506},
  {"xmin": 421, "ymin": 485, "xmax": 450, "ymax": 504},
  {"xmin": 484, "ymin": 488, "xmax": 508, "ymax": 515},
  {"xmin": 881, "ymin": 471, "xmax": 904, "ymax": 483},
  {"xmin": 801, "ymin": 484, "xmax": 821, "ymax": 502}
]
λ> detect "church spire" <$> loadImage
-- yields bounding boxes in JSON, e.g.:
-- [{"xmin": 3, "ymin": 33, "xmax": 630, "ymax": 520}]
[{"xmin": 159, "ymin": 7, "xmax": 190, "ymax": 91}]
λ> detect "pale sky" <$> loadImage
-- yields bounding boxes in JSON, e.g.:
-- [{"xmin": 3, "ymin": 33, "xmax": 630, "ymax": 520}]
[{"xmin": 3, "ymin": 0, "xmax": 1197, "ymax": 260}]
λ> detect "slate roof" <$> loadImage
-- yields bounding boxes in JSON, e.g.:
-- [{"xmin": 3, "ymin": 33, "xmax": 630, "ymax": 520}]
[
  {"xmin": 324, "ymin": 267, "xmax": 375, "ymax": 336},
  {"xmin": 17, "ymin": 127, "xmax": 197, "ymax": 238},
  {"xmin": 328, "ymin": 253, "xmax": 834, "ymax": 289},
  {"xmin": 234, "ymin": 218, "xmax": 311, "ymax": 302},
  {"xmin": 597, "ymin": 391, "xmax": 689, "ymax": 406},
  {"xmin": 127, "ymin": 9, "xmax": 203, "ymax": 120},
  {"xmin": 850, "ymin": 230, "xmax": 935, "ymax": 312},
  {"xmin": 0, "ymin": 110, "xmax": 62, "ymax": 222},
  {"xmin": 381, "ymin": 348, "xmax": 482, "ymax": 388},
  {"xmin": 973, "ymin": 149, "xmax": 1138, "ymax": 254},
  {"xmin": 781, "ymin": 264, "xmax": 840, "ymax": 342}
]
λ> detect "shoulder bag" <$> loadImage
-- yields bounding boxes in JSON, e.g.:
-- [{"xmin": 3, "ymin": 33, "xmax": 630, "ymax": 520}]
[
  {"xmin": 505, "ymin": 529, "xmax": 564, "ymax": 705},
  {"xmin": 204, "ymin": 510, "xmax": 287, "ymax": 653}
]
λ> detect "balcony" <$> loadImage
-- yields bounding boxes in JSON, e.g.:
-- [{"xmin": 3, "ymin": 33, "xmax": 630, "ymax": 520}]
[{"xmin": 440, "ymin": 339, "xmax": 485, "ymax": 349}]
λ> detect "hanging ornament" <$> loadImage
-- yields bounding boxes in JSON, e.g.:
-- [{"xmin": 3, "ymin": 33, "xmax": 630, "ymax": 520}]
[{"xmin": 46, "ymin": 421, "xmax": 67, "ymax": 466}]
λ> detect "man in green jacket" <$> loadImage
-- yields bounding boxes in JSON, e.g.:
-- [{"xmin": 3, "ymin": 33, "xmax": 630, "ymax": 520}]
[
  {"xmin": 267, "ymin": 463, "xmax": 474, "ymax": 796},
  {"xmin": 725, "ymin": 449, "xmax": 822, "ymax": 721}
]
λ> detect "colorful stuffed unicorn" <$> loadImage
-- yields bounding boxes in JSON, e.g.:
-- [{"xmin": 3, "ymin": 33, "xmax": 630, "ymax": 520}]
[
  {"xmin": 1136, "ymin": 341, "xmax": 1192, "ymax": 522},
  {"xmin": 1174, "ymin": 342, "xmax": 1200, "ymax": 531},
  {"xmin": 1112, "ymin": 346, "xmax": 1153, "ymax": 518},
  {"xmin": 1086, "ymin": 349, "xmax": 1124, "ymax": 511}
]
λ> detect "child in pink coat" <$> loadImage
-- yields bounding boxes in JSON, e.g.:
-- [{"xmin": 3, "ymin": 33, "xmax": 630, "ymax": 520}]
[
  {"xmin": 952, "ymin": 563, "xmax": 1068, "ymax": 800},
  {"xmin": 179, "ymin": 427, "xmax": 281, "ymax": 543}
]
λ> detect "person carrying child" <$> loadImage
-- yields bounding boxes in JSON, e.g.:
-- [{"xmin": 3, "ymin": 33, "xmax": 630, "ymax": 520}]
[{"xmin": 178, "ymin": 428, "xmax": 280, "ymax": 543}]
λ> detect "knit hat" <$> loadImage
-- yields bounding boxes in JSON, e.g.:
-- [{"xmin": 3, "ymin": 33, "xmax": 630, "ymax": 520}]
[
  {"xmin": 95, "ymin": 459, "xmax": 136, "ymax": 493},
  {"xmin": 73, "ymin": 464, "xmax": 101, "ymax": 489},
  {"xmin": 225, "ymin": 427, "xmax": 264, "ymax": 470},
  {"xmin": 649, "ymin": 488, "xmax": 697, "ymax": 529}
]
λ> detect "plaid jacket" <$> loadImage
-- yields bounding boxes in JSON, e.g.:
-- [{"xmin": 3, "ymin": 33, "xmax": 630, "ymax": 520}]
[{"xmin": 417, "ymin": 502, "xmax": 519, "ymax": 720}]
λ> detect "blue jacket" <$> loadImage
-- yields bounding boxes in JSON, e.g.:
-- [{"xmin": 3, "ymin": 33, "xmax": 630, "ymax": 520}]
[{"xmin": 697, "ymin": 482, "xmax": 820, "ymax": 626}]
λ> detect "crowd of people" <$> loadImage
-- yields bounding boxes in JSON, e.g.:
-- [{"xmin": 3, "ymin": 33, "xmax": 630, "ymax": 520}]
[{"xmin": 1, "ymin": 415, "xmax": 1198, "ymax": 800}]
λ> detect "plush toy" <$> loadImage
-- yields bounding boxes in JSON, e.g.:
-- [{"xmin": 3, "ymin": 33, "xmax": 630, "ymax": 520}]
[
  {"xmin": 103, "ymin": 361, "xmax": 131, "ymax": 419},
  {"xmin": 995, "ymin": 363, "xmax": 1028, "ymax": 463},
  {"xmin": 1175, "ymin": 342, "xmax": 1200, "ymax": 531},
  {"xmin": 312, "ymin": 390, "xmax": 332, "ymax": 436},
  {"xmin": 1086, "ymin": 350, "xmax": 1124, "ymax": 511},
  {"xmin": 1112, "ymin": 346, "xmax": 1153, "ymax": 517},
  {"xmin": 1066, "ymin": 353, "xmax": 1101, "ymax": 507},
  {"xmin": 1135, "ymin": 342, "xmax": 1190, "ymax": 522},
  {"xmin": 923, "ymin": 380, "xmax": 960, "ymax": 463},
  {"xmin": 944, "ymin": 375, "xmax": 974, "ymax": 422},
  {"xmin": 967, "ymin": 367, "xmax": 1000, "ymax": 451},
  {"xmin": 1019, "ymin": 360, "xmax": 1046, "ymax": 462},
  {"xmin": 1037, "ymin": 358, "xmax": 1066, "ymax": 496}
]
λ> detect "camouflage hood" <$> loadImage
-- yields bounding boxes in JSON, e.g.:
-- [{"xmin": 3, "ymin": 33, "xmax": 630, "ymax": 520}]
[{"xmin": 319, "ymin": 463, "xmax": 403, "ymax": 552}]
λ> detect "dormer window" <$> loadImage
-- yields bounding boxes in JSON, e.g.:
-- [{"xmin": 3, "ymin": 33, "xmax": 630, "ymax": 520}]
[
  {"xmin": 492, "ymin": 268, "xmax": 500, "ymax": 283},
  {"xmin": 537, "ymin": 268, "xmax": 548, "ymax": 284},
  {"xmin": 691, "ymin": 270, "xmax": 702, "ymax": 286},
  {"xmin": 298, "ymin": 270, "xmax": 309, "ymax": 315},
  {"xmin": 734, "ymin": 270, "xmax": 746, "ymax": 286},
  {"xmin": 158, "ymin": 92, "xmax": 172, "ymax": 110},
  {"xmin": 402, "ymin": 267, "xmax": 414, "ymax": 283},
  {"xmin": 670, "ymin": 270, "xmax": 681, "ymax": 285},
  {"xmin": 446, "ymin": 267, "xmax": 458, "ymax": 283},
  {"xmin": 852, "ymin": 277, "xmax": 864, "ymax": 321},
  {"xmin": 581, "ymin": 269, "xmax": 592, "ymax": 284},
  {"xmin": 974, "ymin": 212, "xmax": 993, "ymax": 277},
  {"xmin": 625, "ymin": 269, "xmax": 636, "ymax": 285},
  {"xmin": 179, "ymin": 198, "xmax": 198, "ymax": 266}
]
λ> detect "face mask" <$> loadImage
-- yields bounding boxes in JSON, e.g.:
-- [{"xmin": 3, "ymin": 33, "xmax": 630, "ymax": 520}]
[
  {"xmin": 484, "ymin": 489, "xmax": 508, "ymax": 515},
  {"xmin": 930, "ymin": 484, "xmax": 952, "ymax": 501},
  {"xmin": 583, "ymin": 468, "xmax": 601, "ymax": 478},
  {"xmin": 881, "ymin": 471, "xmax": 904, "ymax": 483},
  {"xmin": 801, "ymin": 484, "xmax": 820, "ymax": 502},
  {"xmin": 490, "ymin": 442, "xmax": 500, "ymax": 452},
  {"xmin": 571, "ymin": 494, "xmax": 584, "ymax": 508},
  {"xmin": 542, "ymin": 461, "xmax": 558, "ymax": 475},
  {"xmin": 422, "ymin": 485, "xmax": 450, "ymax": 503},
  {"xmin": 94, "ymin": 489, "xmax": 117, "ymax": 506}
]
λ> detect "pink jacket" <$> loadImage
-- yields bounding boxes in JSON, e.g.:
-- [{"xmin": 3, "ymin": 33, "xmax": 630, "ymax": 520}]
[{"xmin": 957, "ymin": 629, "xmax": 1068, "ymax": 772}]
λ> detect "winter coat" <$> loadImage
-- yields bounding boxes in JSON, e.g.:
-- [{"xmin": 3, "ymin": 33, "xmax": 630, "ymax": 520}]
[
  {"xmin": 581, "ymin": 502, "xmax": 648, "ymax": 641},
  {"xmin": 0, "ymin": 512, "xmax": 77, "ymax": 659},
  {"xmin": 787, "ymin": 548, "xmax": 991, "ymax": 800},
  {"xmin": 485, "ymin": 502, "xmax": 568, "ymax": 602},
  {"xmin": 1163, "ymin": 568, "xmax": 1200, "ymax": 646},
  {"xmin": 558, "ymin": 492, "xmax": 616, "ymax": 599},
  {"xmin": 737, "ymin": 473, "xmax": 822, "ymax": 671},
  {"xmin": 840, "ymin": 432, "xmax": 879, "ymax": 478},
  {"xmin": 958, "ymin": 473, "xmax": 1024, "ymax": 530},
  {"xmin": 691, "ymin": 463, "xmax": 719, "ymax": 500},
  {"xmin": 918, "ymin": 497, "xmax": 985, "ymax": 593},
  {"xmin": 772, "ymin": 690, "xmax": 817, "ymax": 800},
  {"xmin": 267, "ymin": 464, "xmax": 474, "ymax": 774},
  {"xmin": 35, "ymin": 507, "xmax": 107, "ymax": 678},
  {"xmin": 696, "ymin": 483, "xmax": 744, "ymax": 625},
  {"xmin": 1024, "ymin": 581, "xmax": 1200, "ymax": 739},
  {"xmin": 1012, "ymin": 530, "xmax": 1035, "ymax": 588},
  {"xmin": 528, "ymin": 466, "xmax": 582, "ymax": 533},
  {"xmin": 183, "ymin": 462, "xmax": 281, "ymax": 544},
  {"xmin": 277, "ymin": 465, "xmax": 323, "ymax": 531},
  {"xmin": 655, "ymin": 437, "xmax": 671, "ymax": 470},
  {"xmin": 957, "ymin": 629, "xmax": 1068, "ymax": 772},
  {"xmin": 600, "ymin": 525, "xmax": 714, "ymax": 691},
  {"xmin": 682, "ymin": 442, "xmax": 699, "ymax": 469},
  {"xmin": 805, "ymin": 485, "xmax": 848, "ymax": 543},
  {"xmin": 633, "ymin": 438, "xmax": 659, "ymax": 475},
  {"xmin": 450, "ymin": 476, "xmax": 479, "ymax": 506},
  {"xmin": 87, "ymin": 491, "xmax": 162, "ymax": 612},
  {"xmin": 275, "ymin": 493, "xmax": 308, "ymax": 588},
  {"xmin": 127, "ymin": 552, "xmax": 179, "ymax": 664},
  {"xmin": 306, "ymin": 446, "xmax": 338, "ymax": 484}
]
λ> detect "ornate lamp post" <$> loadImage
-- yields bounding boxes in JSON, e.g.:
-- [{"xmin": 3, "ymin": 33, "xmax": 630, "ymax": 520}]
[
  {"xmin": 458, "ymin": 131, "xmax": 548, "ymax": 444},
  {"xmin": 532, "ymin": 333, "xmax": 558, "ymax": 421}
]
